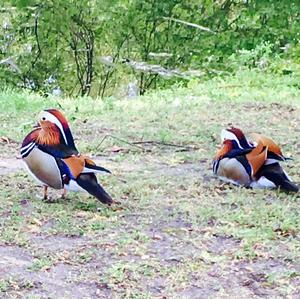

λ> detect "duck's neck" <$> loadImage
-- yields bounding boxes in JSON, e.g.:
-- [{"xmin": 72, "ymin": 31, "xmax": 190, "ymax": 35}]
[{"xmin": 37, "ymin": 127, "xmax": 61, "ymax": 145}]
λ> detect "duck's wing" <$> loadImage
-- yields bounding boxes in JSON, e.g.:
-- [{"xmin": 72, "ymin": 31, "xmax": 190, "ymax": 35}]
[
  {"xmin": 250, "ymin": 133, "xmax": 285, "ymax": 161},
  {"xmin": 82, "ymin": 157, "xmax": 111, "ymax": 174},
  {"xmin": 246, "ymin": 140, "xmax": 267, "ymax": 177},
  {"xmin": 56, "ymin": 156, "xmax": 113, "ymax": 204}
]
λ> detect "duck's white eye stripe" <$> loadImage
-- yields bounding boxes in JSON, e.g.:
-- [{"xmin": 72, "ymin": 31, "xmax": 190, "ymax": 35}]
[
  {"xmin": 40, "ymin": 111, "xmax": 68, "ymax": 144},
  {"xmin": 220, "ymin": 130, "xmax": 242, "ymax": 149}
]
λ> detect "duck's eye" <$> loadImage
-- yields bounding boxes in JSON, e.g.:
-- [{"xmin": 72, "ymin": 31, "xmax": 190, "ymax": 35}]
[{"xmin": 42, "ymin": 117, "xmax": 46, "ymax": 121}]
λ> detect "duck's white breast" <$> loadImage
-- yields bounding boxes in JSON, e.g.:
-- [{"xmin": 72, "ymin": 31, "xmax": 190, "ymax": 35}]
[{"xmin": 23, "ymin": 147, "xmax": 63, "ymax": 189}]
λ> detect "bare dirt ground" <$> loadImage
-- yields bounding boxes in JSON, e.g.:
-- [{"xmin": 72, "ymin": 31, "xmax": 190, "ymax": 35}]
[{"xmin": 1, "ymin": 139, "xmax": 300, "ymax": 299}]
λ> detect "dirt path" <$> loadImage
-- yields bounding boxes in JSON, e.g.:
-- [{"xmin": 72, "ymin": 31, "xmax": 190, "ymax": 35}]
[
  {"xmin": 0, "ymin": 158, "xmax": 24, "ymax": 175},
  {"xmin": 1, "ymin": 145, "xmax": 299, "ymax": 298}
]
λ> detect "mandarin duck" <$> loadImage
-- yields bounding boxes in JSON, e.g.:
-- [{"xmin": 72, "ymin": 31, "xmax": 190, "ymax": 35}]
[
  {"xmin": 213, "ymin": 139, "xmax": 267, "ymax": 186},
  {"xmin": 221, "ymin": 127, "xmax": 286, "ymax": 161},
  {"xmin": 214, "ymin": 127, "xmax": 299, "ymax": 192},
  {"xmin": 21, "ymin": 109, "xmax": 114, "ymax": 204}
]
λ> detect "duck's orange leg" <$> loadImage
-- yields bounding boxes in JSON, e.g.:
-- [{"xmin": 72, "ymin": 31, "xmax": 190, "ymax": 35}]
[
  {"xmin": 61, "ymin": 188, "xmax": 67, "ymax": 199},
  {"xmin": 43, "ymin": 186, "xmax": 48, "ymax": 200}
]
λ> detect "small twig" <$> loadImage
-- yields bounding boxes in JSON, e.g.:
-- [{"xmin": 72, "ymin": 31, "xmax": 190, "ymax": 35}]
[
  {"xmin": 97, "ymin": 135, "xmax": 200, "ymax": 153},
  {"xmin": 96, "ymin": 134, "xmax": 151, "ymax": 152},
  {"xmin": 132, "ymin": 140, "xmax": 200, "ymax": 151}
]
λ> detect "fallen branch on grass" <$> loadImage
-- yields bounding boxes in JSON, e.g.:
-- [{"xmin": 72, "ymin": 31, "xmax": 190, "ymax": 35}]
[
  {"xmin": 132, "ymin": 140, "xmax": 200, "ymax": 151},
  {"xmin": 96, "ymin": 134, "xmax": 200, "ymax": 153},
  {"xmin": 96, "ymin": 134, "xmax": 151, "ymax": 152}
]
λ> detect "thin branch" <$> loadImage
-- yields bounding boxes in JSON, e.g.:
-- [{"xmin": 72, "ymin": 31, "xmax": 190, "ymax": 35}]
[
  {"xmin": 145, "ymin": 73, "xmax": 158, "ymax": 90},
  {"xmin": 34, "ymin": 11, "xmax": 42, "ymax": 55},
  {"xmin": 96, "ymin": 135, "xmax": 200, "ymax": 153},
  {"xmin": 163, "ymin": 17, "xmax": 216, "ymax": 34},
  {"xmin": 30, "ymin": 9, "xmax": 42, "ymax": 70},
  {"xmin": 96, "ymin": 135, "xmax": 151, "ymax": 152},
  {"xmin": 132, "ymin": 140, "xmax": 200, "ymax": 151}
]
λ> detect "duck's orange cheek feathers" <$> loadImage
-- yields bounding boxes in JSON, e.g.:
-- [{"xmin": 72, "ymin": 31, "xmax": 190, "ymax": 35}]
[
  {"xmin": 36, "ymin": 130, "xmax": 61, "ymax": 145},
  {"xmin": 215, "ymin": 142, "xmax": 232, "ymax": 160}
]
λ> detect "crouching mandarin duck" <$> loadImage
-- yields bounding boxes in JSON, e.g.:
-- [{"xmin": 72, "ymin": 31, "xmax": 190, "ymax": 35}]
[
  {"xmin": 213, "ymin": 127, "xmax": 299, "ymax": 192},
  {"xmin": 21, "ymin": 109, "xmax": 114, "ymax": 204}
]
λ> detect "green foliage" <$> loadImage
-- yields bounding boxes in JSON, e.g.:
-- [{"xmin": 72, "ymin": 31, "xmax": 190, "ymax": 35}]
[{"xmin": 1, "ymin": 0, "xmax": 300, "ymax": 97}]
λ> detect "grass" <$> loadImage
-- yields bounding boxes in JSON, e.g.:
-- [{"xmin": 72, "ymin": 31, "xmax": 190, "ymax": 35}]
[{"xmin": 0, "ymin": 69, "xmax": 300, "ymax": 298}]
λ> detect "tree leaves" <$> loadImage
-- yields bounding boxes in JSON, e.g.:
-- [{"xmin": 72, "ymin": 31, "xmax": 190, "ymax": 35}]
[{"xmin": 1, "ymin": 0, "xmax": 300, "ymax": 97}]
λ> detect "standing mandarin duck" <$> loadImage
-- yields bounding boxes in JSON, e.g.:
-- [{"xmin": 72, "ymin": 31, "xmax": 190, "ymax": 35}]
[
  {"xmin": 21, "ymin": 109, "xmax": 114, "ymax": 204},
  {"xmin": 214, "ymin": 127, "xmax": 299, "ymax": 192}
]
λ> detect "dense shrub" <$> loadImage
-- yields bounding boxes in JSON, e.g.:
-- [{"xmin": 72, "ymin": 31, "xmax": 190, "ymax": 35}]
[{"xmin": 1, "ymin": 0, "xmax": 299, "ymax": 97}]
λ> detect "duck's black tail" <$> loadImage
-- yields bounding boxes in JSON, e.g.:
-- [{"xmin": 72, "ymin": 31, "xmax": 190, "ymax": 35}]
[
  {"xmin": 258, "ymin": 163, "xmax": 299, "ymax": 192},
  {"xmin": 76, "ymin": 173, "xmax": 113, "ymax": 204}
]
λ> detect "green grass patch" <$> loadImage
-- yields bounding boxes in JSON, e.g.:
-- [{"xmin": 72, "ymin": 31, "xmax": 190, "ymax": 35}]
[{"xmin": 0, "ymin": 69, "xmax": 300, "ymax": 298}]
